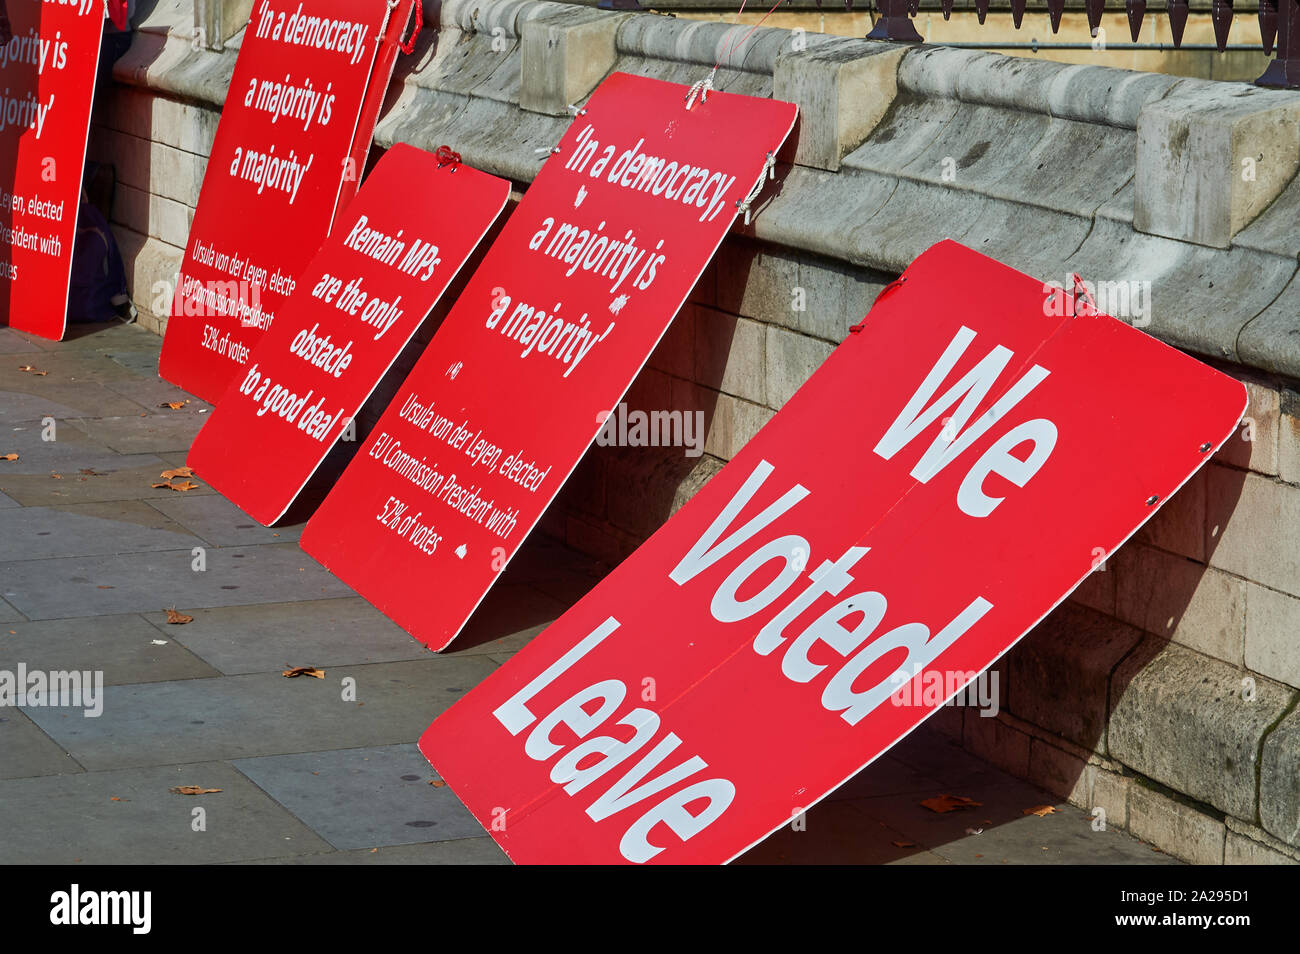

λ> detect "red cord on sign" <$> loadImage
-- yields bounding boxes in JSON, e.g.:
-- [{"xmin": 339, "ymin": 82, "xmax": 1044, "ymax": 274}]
[
  {"xmin": 435, "ymin": 145, "xmax": 461, "ymax": 170},
  {"xmin": 400, "ymin": 0, "xmax": 424, "ymax": 54},
  {"xmin": 850, "ymin": 276, "xmax": 907, "ymax": 333}
]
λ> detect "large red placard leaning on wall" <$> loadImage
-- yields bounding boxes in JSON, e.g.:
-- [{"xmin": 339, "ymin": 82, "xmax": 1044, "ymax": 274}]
[
  {"xmin": 158, "ymin": 0, "xmax": 415, "ymax": 403},
  {"xmin": 418, "ymin": 240, "xmax": 1248, "ymax": 865},
  {"xmin": 300, "ymin": 73, "xmax": 799, "ymax": 650},
  {"xmin": 186, "ymin": 144, "xmax": 509, "ymax": 525},
  {"xmin": 0, "ymin": 0, "xmax": 104, "ymax": 338}
]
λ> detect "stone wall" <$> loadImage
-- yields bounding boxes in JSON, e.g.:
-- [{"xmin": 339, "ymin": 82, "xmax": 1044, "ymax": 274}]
[{"xmin": 92, "ymin": 0, "xmax": 1300, "ymax": 862}]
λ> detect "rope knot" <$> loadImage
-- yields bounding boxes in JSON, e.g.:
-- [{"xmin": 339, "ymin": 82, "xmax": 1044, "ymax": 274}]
[
  {"xmin": 735, "ymin": 152, "xmax": 776, "ymax": 226},
  {"xmin": 684, "ymin": 68, "xmax": 717, "ymax": 111},
  {"xmin": 435, "ymin": 145, "xmax": 462, "ymax": 170},
  {"xmin": 399, "ymin": 0, "xmax": 424, "ymax": 54}
]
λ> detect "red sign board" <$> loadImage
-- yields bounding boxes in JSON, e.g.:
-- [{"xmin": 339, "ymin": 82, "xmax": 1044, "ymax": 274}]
[
  {"xmin": 0, "ymin": 0, "xmax": 104, "ymax": 339},
  {"xmin": 158, "ymin": 0, "xmax": 414, "ymax": 403},
  {"xmin": 300, "ymin": 73, "xmax": 798, "ymax": 650},
  {"xmin": 186, "ymin": 144, "xmax": 509, "ymax": 525},
  {"xmin": 418, "ymin": 240, "xmax": 1248, "ymax": 864}
]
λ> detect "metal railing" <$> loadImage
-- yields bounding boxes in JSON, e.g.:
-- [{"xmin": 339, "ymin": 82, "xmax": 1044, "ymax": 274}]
[{"xmin": 594, "ymin": 0, "xmax": 1300, "ymax": 87}]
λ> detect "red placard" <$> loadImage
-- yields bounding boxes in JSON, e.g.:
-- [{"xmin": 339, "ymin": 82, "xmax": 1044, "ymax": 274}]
[
  {"xmin": 158, "ymin": 0, "xmax": 414, "ymax": 403},
  {"xmin": 300, "ymin": 73, "xmax": 798, "ymax": 650},
  {"xmin": 418, "ymin": 240, "xmax": 1248, "ymax": 865},
  {"xmin": 0, "ymin": 0, "xmax": 104, "ymax": 338},
  {"xmin": 186, "ymin": 144, "xmax": 509, "ymax": 525}
]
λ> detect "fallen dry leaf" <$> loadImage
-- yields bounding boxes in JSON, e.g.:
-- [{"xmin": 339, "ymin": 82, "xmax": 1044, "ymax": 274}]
[
  {"xmin": 164, "ymin": 608, "xmax": 194, "ymax": 625},
  {"xmin": 152, "ymin": 479, "xmax": 200, "ymax": 492},
  {"xmin": 169, "ymin": 786, "xmax": 221, "ymax": 795},
  {"xmin": 282, "ymin": 666, "xmax": 326, "ymax": 679},
  {"xmin": 1, "ymin": 453, "xmax": 17, "ymax": 461},
  {"xmin": 158, "ymin": 400, "xmax": 190, "ymax": 410},
  {"xmin": 160, "ymin": 466, "xmax": 194, "ymax": 480},
  {"xmin": 429, "ymin": 779, "xmax": 447, "ymax": 788},
  {"xmin": 96, "ymin": 585, "xmax": 114, "ymax": 590},
  {"xmin": 18, "ymin": 365, "xmax": 47, "ymax": 376},
  {"xmin": 891, "ymin": 840, "xmax": 916, "ymax": 848},
  {"xmin": 110, "ymin": 797, "xmax": 128, "ymax": 802},
  {"xmin": 79, "ymin": 468, "xmax": 107, "ymax": 477},
  {"xmin": 1024, "ymin": 805, "xmax": 1058, "ymax": 817},
  {"xmin": 921, "ymin": 794, "xmax": 983, "ymax": 814},
  {"xmin": 50, "ymin": 472, "xmax": 62, "ymax": 480}
]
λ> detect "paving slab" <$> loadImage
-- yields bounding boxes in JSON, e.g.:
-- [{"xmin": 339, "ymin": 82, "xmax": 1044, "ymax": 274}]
[
  {"xmin": 0, "ymin": 506, "xmax": 197, "ymax": 561},
  {"xmin": 242, "ymin": 837, "xmax": 508, "ymax": 864},
  {"xmin": 0, "ymin": 371, "xmax": 154, "ymax": 419},
  {"xmin": 0, "ymin": 597, "xmax": 23, "ymax": 622},
  {"xmin": 0, "ymin": 613, "xmax": 221, "ymax": 686},
  {"xmin": 23, "ymin": 657, "xmax": 497, "ymax": 770},
  {"xmin": 0, "ymin": 329, "xmax": 41, "ymax": 354},
  {"xmin": 823, "ymin": 753, "xmax": 947, "ymax": 802},
  {"xmin": 148, "ymin": 493, "xmax": 303, "ymax": 546},
  {"xmin": 154, "ymin": 598, "xmax": 430, "ymax": 675},
  {"xmin": 739, "ymin": 798, "xmax": 950, "ymax": 865},
  {"xmin": 48, "ymin": 499, "xmax": 193, "ymax": 534},
  {"xmin": 0, "ymin": 760, "xmax": 333, "ymax": 864},
  {"xmin": 69, "ymin": 413, "xmax": 210, "ymax": 455},
  {"xmin": 12, "ymin": 323, "xmax": 155, "ymax": 353},
  {"xmin": 0, "ymin": 390, "xmax": 100, "ymax": 423},
  {"xmin": 0, "ymin": 461, "xmax": 214, "ymax": 507},
  {"xmin": 106, "ymin": 349, "xmax": 165, "ymax": 378},
  {"xmin": 0, "ymin": 422, "xmax": 155, "ymax": 475},
  {"xmin": 0, "ymin": 709, "xmax": 84, "ymax": 780},
  {"xmin": 1, "ymin": 542, "xmax": 354, "ymax": 620},
  {"xmin": 232, "ymin": 743, "xmax": 486, "ymax": 850},
  {"xmin": 449, "ymin": 582, "xmax": 568, "ymax": 656}
]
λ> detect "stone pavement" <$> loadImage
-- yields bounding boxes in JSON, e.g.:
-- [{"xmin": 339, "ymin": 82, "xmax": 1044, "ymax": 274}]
[{"xmin": 0, "ymin": 321, "xmax": 1179, "ymax": 865}]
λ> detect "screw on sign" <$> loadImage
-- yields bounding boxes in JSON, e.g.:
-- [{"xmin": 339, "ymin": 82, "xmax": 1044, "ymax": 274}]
[{"xmin": 419, "ymin": 240, "xmax": 1247, "ymax": 864}]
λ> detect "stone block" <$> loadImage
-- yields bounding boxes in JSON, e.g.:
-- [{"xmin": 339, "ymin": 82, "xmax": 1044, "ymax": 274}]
[
  {"xmin": 1214, "ymin": 377, "xmax": 1279, "ymax": 476},
  {"xmin": 1127, "ymin": 783, "xmax": 1225, "ymax": 864},
  {"xmin": 1208, "ymin": 466, "xmax": 1300, "ymax": 600},
  {"xmin": 1109, "ymin": 640, "xmax": 1291, "ymax": 819},
  {"xmin": 1245, "ymin": 582, "xmax": 1300, "ymax": 689},
  {"xmin": 773, "ymin": 38, "xmax": 906, "ymax": 172},
  {"xmin": 520, "ymin": 7, "xmax": 627, "ymax": 116},
  {"xmin": 764, "ymin": 325, "xmax": 833, "ymax": 410},
  {"xmin": 1114, "ymin": 543, "xmax": 1245, "ymax": 666},
  {"xmin": 1260, "ymin": 702, "xmax": 1300, "ymax": 847},
  {"xmin": 694, "ymin": 309, "xmax": 766, "ymax": 405},
  {"xmin": 1135, "ymin": 83, "xmax": 1300, "ymax": 249},
  {"xmin": 1007, "ymin": 603, "xmax": 1144, "ymax": 754}
]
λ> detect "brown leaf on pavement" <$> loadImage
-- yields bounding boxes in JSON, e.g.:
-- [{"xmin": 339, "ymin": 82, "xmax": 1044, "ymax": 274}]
[
  {"xmin": 152, "ymin": 479, "xmax": 199, "ymax": 492},
  {"xmin": 169, "ymin": 786, "xmax": 221, "ymax": 795},
  {"xmin": 1024, "ymin": 805, "xmax": 1058, "ymax": 817},
  {"xmin": 429, "ymin": 779, "xmax": 447, "ymax": 788},
  {"xmin": 158, "ymin": 400, "xmax": 190, "ymax": 410},
  {"xmin": 164, "ymin": 608, "xmax": 194, "ymax": 625},
  {"xmin": 18, "ymin": 365, "xmax": 47, "ymax": 376},
  {"xmin": 1, "ymin": 453, "xmax": 16, "ymax": 461},
  {"xmin": 920, "ymin": 794, "xmax": 983, "ymax": 814},
  {"xmin": 161, "ymin": 466, "xmax": 194, "ymax": 480},
  {"xmin": 282, "ymin": 666, "xmax": 326, "ymax": 679},
  {"xmin": 891, "ymin": 840, "xmax": 917, "ymax": 848}
]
